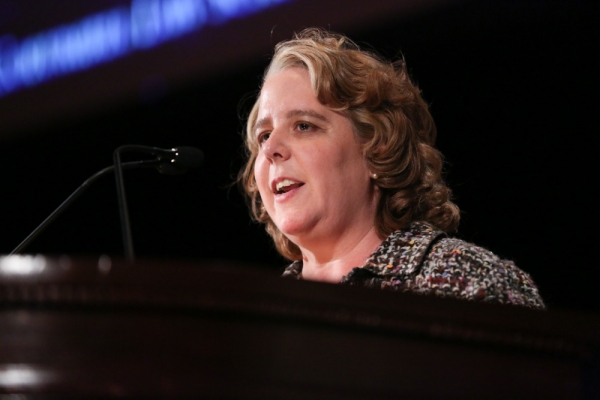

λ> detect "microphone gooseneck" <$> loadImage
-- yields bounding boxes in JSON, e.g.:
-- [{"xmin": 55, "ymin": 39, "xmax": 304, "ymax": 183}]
[
  {"xmin": 9, "ymin": 160, "xmax": 160, "ymax": 255},
  {"xmin": 113, "ymin": 145, "xmax": 203, "ymax": 262},
  {"xmin": 10, "ymin": 145, "xmax": 203, "ymax": 257}
]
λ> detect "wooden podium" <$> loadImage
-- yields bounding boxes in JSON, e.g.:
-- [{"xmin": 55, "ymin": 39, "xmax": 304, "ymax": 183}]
[{"xmin": 1, "ymin": 255, "xmax": 599, "ymax": 399}]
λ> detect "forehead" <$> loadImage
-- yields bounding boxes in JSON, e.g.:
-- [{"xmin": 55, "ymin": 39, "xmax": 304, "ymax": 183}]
[
  {"xmin": 261, "ymin": 67, "xmax": 313, "ymax": 101},
  {"xmin": 255, "ymin": 68, "xmax": 319, "ymax": 122}
]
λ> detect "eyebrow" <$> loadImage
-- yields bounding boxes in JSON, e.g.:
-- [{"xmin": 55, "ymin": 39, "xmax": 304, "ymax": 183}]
[
  {"xmin": 287, "ymin": 109, "xmax": 330, "ymax": 123},
  {"xmin": 254, "ymin": 109, "xmax": 330, "ymax": 134}
]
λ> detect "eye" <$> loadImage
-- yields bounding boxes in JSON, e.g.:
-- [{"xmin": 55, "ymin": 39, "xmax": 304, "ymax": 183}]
[
  {"xmin": 257, "ymin": 131, "xmax": 271, "ymax": 146},
  {"xmin": 296, "ymin": 122, "xmax": 313, "ymax": 132}
]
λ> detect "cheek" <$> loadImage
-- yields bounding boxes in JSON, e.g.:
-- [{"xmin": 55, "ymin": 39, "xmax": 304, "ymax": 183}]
[{"xmin": 253, "ymin": 156, "xmax": 270, "ymax": 197}]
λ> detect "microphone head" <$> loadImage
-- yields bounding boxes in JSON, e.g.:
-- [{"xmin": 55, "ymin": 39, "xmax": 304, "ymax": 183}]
[{"xmin": 158, "ymin": 146, "xmax": 204, "ymax": 175}]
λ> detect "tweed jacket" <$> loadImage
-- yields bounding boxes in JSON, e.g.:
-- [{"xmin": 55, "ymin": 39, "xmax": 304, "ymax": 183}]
[{"xmin": 283, "ymin": 221, "xmax": 545, "ymax": 309}]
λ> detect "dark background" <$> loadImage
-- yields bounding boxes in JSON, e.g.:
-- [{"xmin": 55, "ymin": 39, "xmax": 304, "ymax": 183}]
[{"xmin": 1, "ymin": 0, "xmax": 598, "ymax": 312}]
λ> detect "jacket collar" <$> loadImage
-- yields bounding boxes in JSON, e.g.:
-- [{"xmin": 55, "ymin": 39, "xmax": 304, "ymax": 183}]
[
  {"xmin": 359, "ymin": 221, "xmax": 445, "ymax": 278},
  {"xmin": 283, "ymin": 221, "xmax": 446, "ymax": 280}
]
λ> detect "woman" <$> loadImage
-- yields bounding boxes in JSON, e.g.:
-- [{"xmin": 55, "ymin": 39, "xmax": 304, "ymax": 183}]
[{"xmin": 239, "ymin": 28, "xmax": 544, "ymax": 309}]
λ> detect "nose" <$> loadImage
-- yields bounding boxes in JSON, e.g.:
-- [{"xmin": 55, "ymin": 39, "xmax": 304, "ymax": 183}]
[{"xmin": 262, "ymin": 129, "xmax": 290, "ymax": 163}]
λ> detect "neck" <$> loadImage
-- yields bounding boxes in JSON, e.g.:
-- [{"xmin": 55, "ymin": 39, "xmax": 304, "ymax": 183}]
[{"xmin": 299, "ymin": 226, "xmax": 383, "ymax": 283}]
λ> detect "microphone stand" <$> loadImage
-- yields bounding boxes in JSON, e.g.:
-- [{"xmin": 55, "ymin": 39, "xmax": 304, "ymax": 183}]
[
  {"xmin": 114, "ymin": 147, "xmax": 135, "ymax": 262},
  {"xmin": 11, "ymin": 145, "xmax": 202, "ymax": 259},
  {"xmin": 113, "ymin": 145, "xmax": 181, "ymax": 262},
  {"xmin": 10, "ymin": 160, "xmax": 159, "ymax": 256}
]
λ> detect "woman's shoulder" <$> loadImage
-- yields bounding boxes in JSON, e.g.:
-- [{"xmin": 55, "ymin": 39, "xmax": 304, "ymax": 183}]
[
  {"xmin": 281, "ymin": 221, "xmax": 545, "ymax": 310},
  {"xmin": 415, "ymin": 236, "xmax": 545, "ymax": 309}
]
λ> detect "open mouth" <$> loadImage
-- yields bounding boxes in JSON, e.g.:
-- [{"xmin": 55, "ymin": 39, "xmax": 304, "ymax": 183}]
[{"xmin": 273, "ymin": 179, "xmax": 304, "ymax": 194}]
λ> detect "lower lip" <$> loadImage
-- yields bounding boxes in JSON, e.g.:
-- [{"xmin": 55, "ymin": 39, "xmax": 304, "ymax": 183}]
[{"xmin": 274, "ymin": 185, "xmax": 303, "ymax": 202}]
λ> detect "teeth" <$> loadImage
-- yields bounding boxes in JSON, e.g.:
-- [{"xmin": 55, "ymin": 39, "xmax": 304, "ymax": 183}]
[{"xmin": 276, "ymin": 179, "xmax": 298, "ymax": 192}]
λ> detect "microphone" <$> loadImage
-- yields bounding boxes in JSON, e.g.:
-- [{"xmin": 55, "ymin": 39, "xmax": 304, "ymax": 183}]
[
  {"xmin": 156, "ymin": 146, "xmax": 204, "ymax": 175},
  {"xmin": 110, "ymin": 145, "xmax": 204, "ymax": 174},
  {"xmin": 113, "ymin": 145, "xmax": 204, "ymax": 261},
  {"xmin": 10, "ymin": 146, "xmax": 203, "ymax": 256}
]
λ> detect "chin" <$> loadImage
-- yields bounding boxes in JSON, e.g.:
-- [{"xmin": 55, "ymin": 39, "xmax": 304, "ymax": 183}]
[
  {"xmin": 275, "ymin": 216, "xmax": 313, "ymax": 238},
  {"xmin": 278, "ymin": 224, "xmax": 306, "ymax": 238}
]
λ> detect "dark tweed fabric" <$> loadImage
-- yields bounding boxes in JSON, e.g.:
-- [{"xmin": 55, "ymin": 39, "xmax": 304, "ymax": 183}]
[{"xmin": 282, "ymin": 222, "xmax": 545, "ymax": 309}]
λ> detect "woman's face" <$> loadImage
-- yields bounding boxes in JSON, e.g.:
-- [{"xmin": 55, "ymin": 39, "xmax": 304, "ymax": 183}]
[{"xmin": 253, "ymin": 67, "xmax": 378, "ymax": 248}]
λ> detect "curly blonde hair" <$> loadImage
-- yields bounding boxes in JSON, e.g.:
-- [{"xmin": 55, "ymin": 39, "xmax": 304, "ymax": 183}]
[{"xmin": 239, "ymin": 28, "xmax": 460, "ymax": 260}]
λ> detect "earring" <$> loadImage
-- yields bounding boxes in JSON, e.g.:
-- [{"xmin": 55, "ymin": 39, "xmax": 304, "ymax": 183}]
[{"xmin": 371, "ymin": 172, "xmax": 378, "ymax": 179}]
